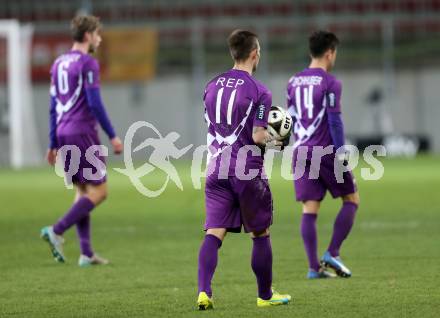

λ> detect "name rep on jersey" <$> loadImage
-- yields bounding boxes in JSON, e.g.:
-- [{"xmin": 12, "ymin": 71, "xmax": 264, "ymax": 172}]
[{"xmin": 215, "ymin": 77, "xmax": 245, "ymax": 88}]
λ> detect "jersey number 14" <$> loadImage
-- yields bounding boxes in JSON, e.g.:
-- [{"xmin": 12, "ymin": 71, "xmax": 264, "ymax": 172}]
[{"xmin": 295, "ymin": 85, "xmax": 314, "ymax": 119}]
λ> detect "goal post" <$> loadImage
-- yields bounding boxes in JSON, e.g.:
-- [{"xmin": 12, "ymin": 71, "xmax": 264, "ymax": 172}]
[{"xmin": 0, "ymin": 20, "xmax": 42, "ymax": 169}]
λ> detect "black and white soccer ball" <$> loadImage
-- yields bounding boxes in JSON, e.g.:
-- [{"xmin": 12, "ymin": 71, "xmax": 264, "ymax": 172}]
[{"xmin": 267, "ymin": 106, "xmax": 293, "ymax": 141}]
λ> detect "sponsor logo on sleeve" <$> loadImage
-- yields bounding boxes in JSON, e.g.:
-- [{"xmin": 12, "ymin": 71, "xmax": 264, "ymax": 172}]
[
  {"xmin": 88, "ymin": 71, "xmax": 94, "ymax": 84},
  {"xmin": 256, "ymin": 104, "xmax": 265, "ymax": 120},
  {"xmin": 329, "ymin": 93, "xmax": 335, "ymax": 107}
]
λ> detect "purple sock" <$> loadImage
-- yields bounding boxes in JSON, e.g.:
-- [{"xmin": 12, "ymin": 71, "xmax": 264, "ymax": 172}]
[
  {"xmin": 76, "ymin": 215, "xmax": 93, "ymax": 257},
  {"xmin": 301, "ymin": 213, "xmax": 320, "ymax": 272},
  {"xmin": 53, "ymin": 197, "xmax": 95, "ymax": 235},
  {"xmin": 328, "ymin": 202, "xmax": 358, "ymax": 257},
  {"xmin": 198, "ymin": 234, "xmax": 222, "ymax": 297},
  {"xmin": 251, "ymin": 236, "xmax": 273, "ymax": 300}
]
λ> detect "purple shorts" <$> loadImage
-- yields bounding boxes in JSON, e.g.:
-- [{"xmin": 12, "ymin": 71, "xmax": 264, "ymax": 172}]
[
  {"xmin": 204, "ymin": 175, "xmax": 273, "ymax": 233},
  {"xmin": 57, "ymin": 133, "xmax": 107, "ymax": 186},
  {"xmin": 293, "ymin": 152, "xmax": 357, "ymax": 202}
]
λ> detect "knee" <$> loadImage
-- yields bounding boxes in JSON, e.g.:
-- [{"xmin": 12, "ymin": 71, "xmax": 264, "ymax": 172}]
[
  {"xmin": 206, "ymin": 228, "xmax": 227, "ymax": 241},
  {"xmin": 343, "ymin": 192, "xmax": 360, "ymax": 206},
  {"xmin": 251, "ymin": 228, "xmax": 270, "ymax": 238},
  {"xmin": 302, "ymin": 200, "xmax": 320, "ymax": 214},
  {"xmin": 87, "ymin": 187, "xmax": 108, "ymax": 205}
]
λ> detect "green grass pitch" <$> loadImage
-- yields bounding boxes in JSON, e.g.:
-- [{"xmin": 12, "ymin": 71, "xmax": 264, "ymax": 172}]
[{"xmin": 1, "ymin": 156, "xmax": 439, "ymax": 317}]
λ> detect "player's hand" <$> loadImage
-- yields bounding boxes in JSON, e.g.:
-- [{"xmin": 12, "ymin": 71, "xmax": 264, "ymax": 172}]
[
  {"xmin": 46, "ymin": 149, "xmax": 57, "ymax": 166},
  {"xmin": 280, "ymin": 134, "xmax": 291, "ymax": 150},
  {"xmin": 265, "ymin": 139, "xmax": 283, "ymax": 149},
  {"xmin": 111, "ymin": 137, "xmax": 123, "ymax": 154}
]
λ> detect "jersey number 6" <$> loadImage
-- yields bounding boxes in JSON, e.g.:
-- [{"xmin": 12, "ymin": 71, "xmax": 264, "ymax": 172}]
[{"xmin": 57, "ymin": 61, "xmax": 71, "ymax": 95}]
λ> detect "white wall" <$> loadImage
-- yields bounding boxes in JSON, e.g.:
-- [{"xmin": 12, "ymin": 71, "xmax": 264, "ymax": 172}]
[{"xmin": 10, "ymin": 68, "xmax": 440, "ymax": 167}]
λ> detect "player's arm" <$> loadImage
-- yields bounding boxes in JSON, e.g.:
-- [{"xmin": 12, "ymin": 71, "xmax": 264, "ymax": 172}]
[
  {"xmin": 326, "ymin": 79, "xmax": 346, "ymax": 157},
  {"xmin": 282, "ymin": 84, "xmax": 295, "ymax": 147},
  {"xmin": 83, "ymin": 59, "xmax": 122, "ymax": 154},
  {"xmin": 252, "ymin": 90, "xmax": 283, "ymax": 148},
  {"xmin": 46, "ymin": 74, "xmax": 58, "ymax": 165},
  {"xmin": 252, "ymin": 90, "xmax": 271, "ymax": 146},
  {"xmin": 285, "ymin": 80, "xmax": 297, "ymax": 126}
]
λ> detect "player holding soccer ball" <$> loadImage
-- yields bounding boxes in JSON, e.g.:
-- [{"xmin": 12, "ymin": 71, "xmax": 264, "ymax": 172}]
[
  {"xmin": 41, "ymin": 16, "xmax": 123, "ymax": 266},
  {"xmin": 286, "ymin": 31, "xmax": 360, "ymax": 279},
  {"xmin": 197, "ymin": 29, "xmax": 291, "ymax": 310}
]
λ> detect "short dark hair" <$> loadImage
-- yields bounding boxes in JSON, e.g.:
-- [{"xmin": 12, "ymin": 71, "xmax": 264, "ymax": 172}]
[
  {"xmin": 309, "ymin": 30, "xmax": 339, "ymax": 58},
  {"xmin": 227, "ymin": 29, "xmax": 258, "ymax": 62},
  {"xmin": 71, "ymin": 15, "xmax": 101, "ymax": 42}
]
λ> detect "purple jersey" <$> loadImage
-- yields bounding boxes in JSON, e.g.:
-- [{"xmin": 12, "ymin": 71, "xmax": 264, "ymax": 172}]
[
  {"xmin": 50, "ymin": 50, "xmax": 101, "ymax": 136},
  {"xmin": 204, "ymin": 69, "xmax": 271, "ymax": 177},
  {"xmin": 286, "ymin": 67, "xmax": 342, "ymax": 150}
]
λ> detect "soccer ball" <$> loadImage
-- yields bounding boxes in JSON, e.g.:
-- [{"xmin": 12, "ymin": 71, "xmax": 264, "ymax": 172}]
[{"xmin": 267, "ymin": 106, "xmax": 292, "ymax": 140}]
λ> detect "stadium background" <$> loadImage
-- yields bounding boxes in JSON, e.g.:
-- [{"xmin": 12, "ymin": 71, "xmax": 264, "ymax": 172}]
[
  {"xmin": 0, "ymin": 0, "xmax": 440, "ymax": 165},
  {"xmin": 0, "ymin": 1, "xmax": 439, "ymax": 318}
]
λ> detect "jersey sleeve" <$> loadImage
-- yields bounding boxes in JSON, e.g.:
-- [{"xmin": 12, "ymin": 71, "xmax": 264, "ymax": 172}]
[
  {"xmin": 83, "ymin": 58, "xmax": 100, "ymax": 89},
  {"xmin": 286, "ymin": 88, "xmax": 292, "ymax": 109},
  {"xmin": 83, "ymin": 58, "xmax": 116, "ymax": 139},
  {"xmin": 327, "ymin": 112, "xmax": 345, "ymax": 150},
  {"xmin": 253, "ymin": 89, "xmax": 272, "ymax": 128},
  {"xmin": 202, "ymin": 85, "xmax": 208, "ymax": 103},
  {"xmin": 286, "ymin": 76, "xmax": 294, "ymax": 109},
  {"xmin": 286, "ymin": 79, "xmax": 297, "ymax": 119},
  {"xmin": 50, "ymin": 65, "xmax": 57, "ymax": 98},
  {"xmin": 48, "ymin": 68, "xmax": 58, "ymax": 149},
  {"xmin": 326, "ymin": 78, "xmax": 342, "ymax": 113}
]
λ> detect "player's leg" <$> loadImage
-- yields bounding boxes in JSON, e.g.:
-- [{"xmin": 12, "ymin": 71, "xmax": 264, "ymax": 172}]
[
  {"xmin": 76, "ymin": 182, "xmax": 109, "ymax": 266},
  {"xmin": 294, "ymin": 156, "xmax": 333, "ymax": 278},
  {"xmin": 321, "ymin": 191, "xmax": 359, "ymax": 278},
  {"xmin": 74, "ymin": 184, "xmax": 93, "ymax": 257},
  {"xmin": 52, "ymin": 182, "xmax": 106, "ymax": 236},
  {"xmin": 327, "ymin": 192, "xmax": 360, "ymax": 257},
  {"xmin": 197, "ymin": 176, "xmax": 239, "ymax": 310},
  {"xmin": 321, "ymin": 154, "xmax": 359, "ymax": 277},
  {"xmin": 250, "ymin": 229, "xmax": 291, "ymax": 307},
  {"xmin": 74, "ymin": 183, "xmax": 87, "ymax": 201},
  {"xmin": 51, "ymin": 131, "xmax": 108, "ymax": 238},
  {"xmin": 39, "ymin": 183, "xmax": 89, "ymax": 263},
  {"xmin": 235, "ymin": 177, "xmax": 290, "ymax": 306},
  {"xmin": 73, "ymin": 183, "xmax": 93, "ymax": 260},
  {"xmin": 294, "ymin": 164, "xmax": 334, "ymax": 279},
  {"xmin": 42, "ymin": 182, "xmax": 107, "ymax": 264},
  {"xmin": 197, "ymin": 228, "xmax": 226, "ymax": 310},
  {"xmin": 300, "ymin": 201, "xmax": 334, "ymax": 279},
  {"xmin": 198, "ymin": 228, "xmax": 226, "ymax": 295},
  {"xmin": 301, "ymin": 200, "xmax": 321, "ymax": 274},
  {"xmin": 250, "ymin": 229, "xmax": 272, "ymax": 301},
  {"xmin": 42, "ymin": 133, "xmax": 108, "ymax": 263}
]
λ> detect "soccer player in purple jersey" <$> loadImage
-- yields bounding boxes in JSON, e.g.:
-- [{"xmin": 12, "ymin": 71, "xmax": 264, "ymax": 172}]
[
  {"xmin": 286, "ymin": 31, "xmax": 360, "ymax": 279},
  {"xmin": 196, "ymin": 30, "xmax": 291, "ymax": 310},
  {"xmin": 40, "ymin": 16, "xmax": 123, "ymax": 267}
]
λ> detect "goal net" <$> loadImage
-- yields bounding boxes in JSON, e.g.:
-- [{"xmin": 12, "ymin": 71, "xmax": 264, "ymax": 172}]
[{"xmin": 0, "ymin": 20, "xmax": 41, "ymax": 169}]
